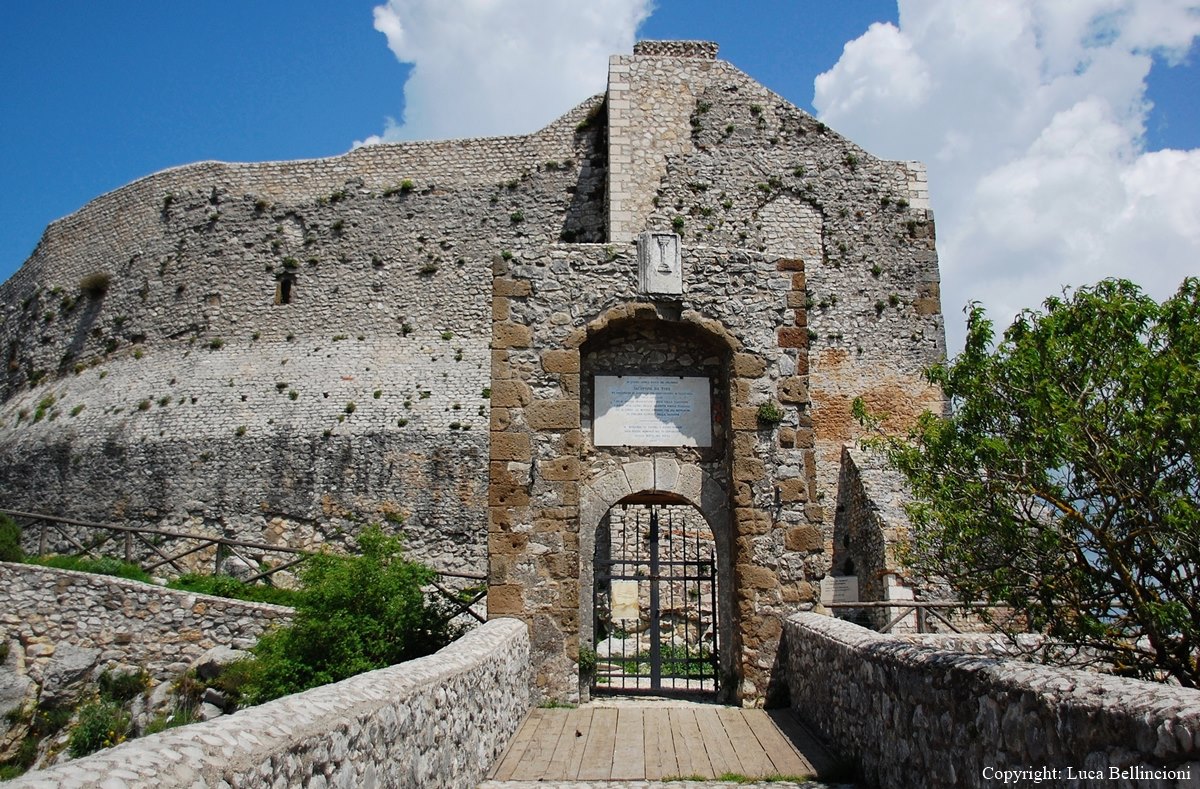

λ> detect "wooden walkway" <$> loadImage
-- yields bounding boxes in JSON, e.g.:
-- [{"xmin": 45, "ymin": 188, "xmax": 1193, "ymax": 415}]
[{"xmin": 488, "ymin": 703, "xmax": 836, "ymax": 782}]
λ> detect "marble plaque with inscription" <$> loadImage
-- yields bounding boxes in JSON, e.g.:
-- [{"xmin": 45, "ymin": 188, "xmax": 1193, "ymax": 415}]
[
  {"xmin": 820, "ymin": 576, "xmax": 860, "ymax": 605},
  {"xmin": 594, "ymin": 375, "xmax": 712, "ymax": 447}
]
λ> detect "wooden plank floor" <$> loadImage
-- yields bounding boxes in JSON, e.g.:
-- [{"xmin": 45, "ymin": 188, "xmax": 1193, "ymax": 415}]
[{"xmin": 489, "ymin": 703, "xmax": 835, "ymax": 782}]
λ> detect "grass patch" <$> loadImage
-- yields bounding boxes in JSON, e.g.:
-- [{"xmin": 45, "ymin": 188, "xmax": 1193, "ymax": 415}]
[
  {"xmin": 167, "ymin": 574, "xmax": 302, "ymax": 607},
  {"xmin": 27, "ymin": 555, "xmax": 152, "ymax": 583}
]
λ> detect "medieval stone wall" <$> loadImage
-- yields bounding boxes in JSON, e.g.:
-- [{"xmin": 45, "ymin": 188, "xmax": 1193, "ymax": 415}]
[
  {"xmin": 0, "ymin": 562, "xmax": 291, "ymax": 683},
  {"xmin": 784, "ymin": 612, "xmax": 1200, "ymax": 789},
  {"xmin": 0, "ymin": 99, "xmax": 606, "ymax": 572},
  {"xmin": 9, "ymin": 618, "xmax": 531, "ymax": 789}
]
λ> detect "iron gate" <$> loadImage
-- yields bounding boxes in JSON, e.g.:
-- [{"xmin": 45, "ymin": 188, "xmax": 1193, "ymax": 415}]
[{"xmin": 592, "ymin": 503, "xmax": 719, "ymax": 697}]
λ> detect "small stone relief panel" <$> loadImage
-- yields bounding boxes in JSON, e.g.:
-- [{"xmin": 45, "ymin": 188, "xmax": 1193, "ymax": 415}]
[{"xmin": 637, "ymin": 232, "xmax": 683, "ymax": 295}]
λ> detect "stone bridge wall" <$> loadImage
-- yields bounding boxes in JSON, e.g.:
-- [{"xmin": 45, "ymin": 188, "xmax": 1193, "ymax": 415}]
[
  {"xmin": 0, "ymin": 562, "xmax": 292, "ymax": 682},
  {"xmin": 10, "ymin": 618, "xmax": 531, "ymax": 789},
  {"xmin": 784, "ymin": 612, "xmax": 1200, "ymax": 789}
]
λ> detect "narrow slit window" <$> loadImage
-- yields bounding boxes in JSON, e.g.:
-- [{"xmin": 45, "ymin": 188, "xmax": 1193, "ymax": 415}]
[{"xmin": 276, "ymin": 274, "xmax": 295, "ymax": 305}]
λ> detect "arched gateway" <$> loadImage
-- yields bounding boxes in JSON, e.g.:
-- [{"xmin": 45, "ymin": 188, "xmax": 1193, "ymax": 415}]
[{"xmin": 486, "ymin": 231, "xmax": 828, "ymax": 707}]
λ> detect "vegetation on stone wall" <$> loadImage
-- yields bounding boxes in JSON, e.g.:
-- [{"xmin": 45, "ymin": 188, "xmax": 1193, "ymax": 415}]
[
  {"xmin": 858, "ymin": 277, "xmax": 1200, "ymax": 686},
  {"xmin": 238, "ymin": 525, "xmax": 457, "ymax": 704}
]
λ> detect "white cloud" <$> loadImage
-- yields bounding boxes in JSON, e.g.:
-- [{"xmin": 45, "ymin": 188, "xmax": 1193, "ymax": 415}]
[
  {"xmin": 356, "ymin": 0, "xmax": 652, "ymax": 146},
  {"xmin": 814, "ymin": 0, "xmax": 1200, "ymax": 352}
]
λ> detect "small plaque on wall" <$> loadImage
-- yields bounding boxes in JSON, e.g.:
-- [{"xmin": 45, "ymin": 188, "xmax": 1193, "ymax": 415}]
[
  {"xmin": 821, "ymin": 576, "xmax": 860, "ymax": 605},
  {"xmin": 594, "ymin": 375, "xmax": 712, "ymax": 447}
]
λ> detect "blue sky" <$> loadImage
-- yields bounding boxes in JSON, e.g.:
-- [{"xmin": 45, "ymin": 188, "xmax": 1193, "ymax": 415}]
[{"xmin": 3, "ymin": 1, "xmax": 1198, "ymax": 351}]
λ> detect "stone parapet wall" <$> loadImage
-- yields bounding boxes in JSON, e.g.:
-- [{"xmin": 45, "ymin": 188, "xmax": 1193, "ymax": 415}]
[
  {"xmin": 784, "ymin": 612, "xmax": 1200, "ymax": 789},
  {"xmin": 0, "ymin": 562, "xmax": 292, "ymax": 682},
  {"xmin": 10, "ymin": 618, "xmax": 532, "ymax": 789}
]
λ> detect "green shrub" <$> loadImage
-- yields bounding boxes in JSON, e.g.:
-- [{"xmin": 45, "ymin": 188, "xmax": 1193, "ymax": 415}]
[
  {"xmin": 68, "ymin": 701, "xmax": 129, "ymax": 757},
  {"xmin": 28, "ymin": 555, "xmax": 152, "ymax": 583},
  {"xmin": 98, "ymin": 668, "xmax": 149, "ymax": 704},
  {"xmin": 240, "ymin": 526, "xmax": 456, "ymax": 704},
  {"xmin": 0, "ymin": 515, "xmax": 22, "ymax": 562}
]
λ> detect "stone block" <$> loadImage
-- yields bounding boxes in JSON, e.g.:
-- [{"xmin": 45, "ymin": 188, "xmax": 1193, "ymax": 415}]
[
  {"xmin": 785, "ymin": 291, "xmax": 807, "ymax": 309},
  {"xmin": 489, "ymin": 531, "xmax": 529, "ymax": 555},
  {"xmin": 490, "ymin": 407, "xmax": 512, "ymax": 431},
  {"xmin": 624, "ymin": 460, "xmax": 655, "ymax": 494},
  {"xmin": 541, "ymin": 349, "xmax": 580, "ymax": 373},
  {"xmin": 491, "ymin": 380, "xmax": 532, "ymax": 408},
  {"xmin": 488, "ymin": 585, "xmax": 525, "ymax": 615},
  {"xmin": 560, "ymin": 373, "xmax": 581, "ymax": 397},
  {"xmin": 654, "ymin": 457, "xmax": 680, "ymax": 494},
  {"xmin": 489, "ymin": 461, "xmax": 518, "ymax": 484},
  {"xmin": 492, "ymin": 350, "xmax": 513, "ymax": 378},
  {"xmin": 526, "ymin": 399, "xmax": 580, "ymax": 429},
  {"xmin": 492, "ymin": 297, "xmax": 510, "ymax": 321},
  {"xmin": 778, "ymin": 427, "xmax": 796, "ymax": 448},
  {"xmin": 734, "ymin": 508, "xmax": 772, "ymax": 535},
  {"xmin": 777, "ymin": 478, "xmax": 807, "ymax": 503},
  {"xmin": 533, "ymin": 515, "xmax": 570, "ymax": 533},
  {"xmin": 781, "ymin": 581, "xmax": 816, "ymax": 603},
  {"xmin": 776, "ymin": 258, "xmax": 805, "ymax": 271},
  {"xmin": 489, "ymin": 482, "xmax": 530, "ymax": 508},
  {"xmin": 733, "ymin": 457, "xmax": 766, "ymax": 482},
  {"xmin": 731, "ymin": 407, "xmax": 759, "ymax": 430},
  {"xmin": 587, "ymin": 470, "xmax": 631, "ymax": 510},
  {"xmin": 734, "ymin": 432, "xmax": 758, "ymax": 457},
  {"xmin": 489, "ymin": 506, "xmax": 527, "ymax": 531},
  {"xmin": 559, "ymin": 429, "xmax": 583, "ymax": 454},
  {"xmin": 490, "ymin": 432, "xmax": 531, "ymax": 461},
  {"xmin": 558, "ymin": 480, "xmax": 580, "ymax": 505},
  {"xmin": 777, "ymin": 377, "xmax": 809, "ymax": 404},
  {"xmin": 539, "ymin": 456, "xmax": 580, "ymax": 481},
  {"xmin": 794, "ymin": 428, "xmax": 815, "ymax": 449},
  {"xmin": 732, "ymin": 353, "xmax": 766, "ymax": 378},
  {"xmin": 792, "ymin": 272, "xmax": 807, "ymax": 291},
  {"xmin": 785, "ymin": 525, "xmax": 823, "ymax": 552},
  {"xmin": 563, "ymin": 327, "xmax": 588, "ymax": 349},
  {"xmin": 493, "ymin": 322, "xmax": 533, "ymax": 349},
  {"xmin": 737, "ymin": 564, "xmax": 780, "ymax": 591},
  {"xmin": 677, "ymin": 463, "xmax": 704, "ymax": 504},
  {"xmin": 778, "ymin": 327, "xmax": 809, "ymax": 349},
  {"xmin": 494, "ymin": 278, "xmax": 532, "ymax": 297}
]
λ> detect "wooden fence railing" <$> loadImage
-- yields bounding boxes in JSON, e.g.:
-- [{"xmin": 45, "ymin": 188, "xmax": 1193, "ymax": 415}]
[
  {"xmin": 0, "ymin": 508, "xmax": 487, "ymax": 623},
  {"xmin": 824, "ymin": 600, "xmax": 994, "ymax": 634}
]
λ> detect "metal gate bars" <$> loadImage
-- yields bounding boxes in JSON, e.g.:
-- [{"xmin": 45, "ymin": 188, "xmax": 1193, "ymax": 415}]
[{"xmin": 592, "ymin": 503, "xmax": 719, "ymax": 697}]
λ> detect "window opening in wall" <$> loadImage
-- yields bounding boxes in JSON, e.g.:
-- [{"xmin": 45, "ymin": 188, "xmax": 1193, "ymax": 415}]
[{"xmin": 276, "ymin": 274, "xmax": 295, "ymax": 305}]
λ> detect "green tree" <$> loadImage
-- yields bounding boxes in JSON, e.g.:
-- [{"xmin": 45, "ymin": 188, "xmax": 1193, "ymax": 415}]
[
  {"xmin": 0, "ymin": 514, "xmax": 22, "ymax": 562},
  {"xmin": 242, "ymin": 526, "xmax": 457, "ymax": 703},
  {"xmin": 860, "ymin": 278, "xmax": 1199, "ymax": 686}
]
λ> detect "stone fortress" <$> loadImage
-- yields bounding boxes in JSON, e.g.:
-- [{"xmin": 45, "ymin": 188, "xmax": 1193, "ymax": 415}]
[{"xmin": 0, "ymin": 41, "xmax": 946, "ymax": 706}]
